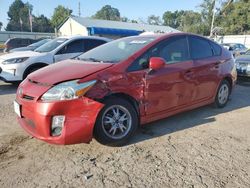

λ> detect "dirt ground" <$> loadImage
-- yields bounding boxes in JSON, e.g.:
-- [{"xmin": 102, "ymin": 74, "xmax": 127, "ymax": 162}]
[{"xmin": 0, "ymin": 79, "xmax": 250, "ymax": 188}]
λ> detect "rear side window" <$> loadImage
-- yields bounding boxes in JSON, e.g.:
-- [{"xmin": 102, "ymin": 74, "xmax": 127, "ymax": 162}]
[
  {"xmin": 21, "ymin": 39, "xmax": 29, "ymax": 45},
  {"xmin": 84, "ymin": 39, "xmax": 106, "ymax": 52},
  {"xmin": 189, "ymin": 36, "xmax": 213, "ymax": 59},
  {"xmin": 210, "ymin": 41, "xmax": 221, "ymax": 56}
]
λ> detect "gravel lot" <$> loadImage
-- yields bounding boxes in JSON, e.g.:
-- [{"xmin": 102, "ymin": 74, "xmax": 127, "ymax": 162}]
[{"xmin": 0, "ymin": 79, "xmax": 250, "ymax": 188}]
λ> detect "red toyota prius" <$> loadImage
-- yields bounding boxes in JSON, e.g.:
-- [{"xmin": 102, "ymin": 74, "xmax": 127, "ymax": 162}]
[{"xmin": 15, "ymin": 33, "xmax": 237, "ymax": 146}]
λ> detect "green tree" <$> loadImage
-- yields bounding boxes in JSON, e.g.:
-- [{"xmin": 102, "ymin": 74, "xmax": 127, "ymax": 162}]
[
  {"xmin": 163, "ymin": 10, "xmax": 206, "ymax": 34},
  {"xmin": 51, "ymin": 5, "xmax": 72, "ymax": 28},
  {"xmin": 217, "ymin": 0, "xmax": 250, "ymax": 34},
  {"xmin": 0, "ymin": 22, "xmax": 2, "ymax": 31},
  {"xmin": 131, "ymin": 20, "xmax": 138, "ymax": 23},
  {"xmin": 93, "ymin": 5, "xmax": 121, "ymax": 21},
  {"xmin": 6, "ymin": 0, "xmax": 32, "ymax": 31},
  {"xmin": 147, "ymin": 15, "xmax": 162, "ymax": 25},
  {"xmin": 178, "ymin": 11, "xmax": 205, "ymax": 34},
  {"xmin": 199, "ymin": 0, "xmax": 216, "ymax": 35},
  {"xmin": 33, "ymin": 15, "xmax": 53, "ymax": 32},
  {"xmin": 121, "ymin": 17, "xmax": 129, "ymax": 22},
  {"xmin": 162, "ymin": 10, "xmax": 184, "ymax": 28}
]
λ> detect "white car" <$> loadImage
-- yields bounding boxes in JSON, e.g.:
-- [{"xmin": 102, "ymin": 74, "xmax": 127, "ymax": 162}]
[{"xmin": 0, "ymin": 35, "xmax": 110, "ymax": 82}]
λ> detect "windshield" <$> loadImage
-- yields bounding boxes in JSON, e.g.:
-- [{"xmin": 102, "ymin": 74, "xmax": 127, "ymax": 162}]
[
  {"xmin": 29, "ymin": 39, "xmax": 51, "ymax": 47},
  {"xmin": 245, "ymin": 50, "xmax": 250, "ymax": 55},
  {"xmin": 77, "ymin": 36, "xmax": 156, "ymax": 63},
  {"xmin": 35, "ymin": 38, "xmax": 67, "ymax": 53}
]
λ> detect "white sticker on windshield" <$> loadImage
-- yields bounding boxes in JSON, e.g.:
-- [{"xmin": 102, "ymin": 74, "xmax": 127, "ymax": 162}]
[{"xmin": 129, "ymin": 40, "xmax": 148, "ymax": 44}]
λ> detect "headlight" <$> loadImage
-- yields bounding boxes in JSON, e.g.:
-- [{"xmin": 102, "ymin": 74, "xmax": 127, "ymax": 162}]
[
  {"xmin": 41, "ymin": 80, "xmax": 97, "ymax": 102},
  {"xmin": 2, "ymin": 57, "xmax": 29, "ymax": 65}
]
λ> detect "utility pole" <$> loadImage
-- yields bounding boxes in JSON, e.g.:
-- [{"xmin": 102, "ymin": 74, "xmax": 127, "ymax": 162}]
[
  {"xmin": 210, "ymin": 0, "xmax": 216, "ymax": 37},
  {"xmin": 210, "ymin": 0, "xmax": 234, "ymax": 37},
  {"xmin": 78, "ymin": 2, "xmax": 81, "ymax": 17}
]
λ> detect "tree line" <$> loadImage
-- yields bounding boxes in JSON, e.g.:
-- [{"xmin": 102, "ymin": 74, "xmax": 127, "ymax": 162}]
[{"xmin": 1, "ymin": 0, "xmax": 249, "ymax": 35}]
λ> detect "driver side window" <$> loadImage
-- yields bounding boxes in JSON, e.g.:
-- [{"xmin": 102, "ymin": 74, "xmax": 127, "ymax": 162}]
[
  {"xmin": 56, "ymin": 39, "xmax": 85, "ymax": 54},
  {"xmin": 127, "ymin": 46, "xmax": 160, "ymax": 72},
  {"xmin": 159, "ymin": 36, "xmax": 190, "ymax": 63},
  {"xmin": 127, "ymin": 35, "xmax": 190, "ymax": 72}
]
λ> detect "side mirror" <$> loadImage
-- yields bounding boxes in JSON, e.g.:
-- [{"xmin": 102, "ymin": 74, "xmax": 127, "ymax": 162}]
[{"xmin": 149, "ymin": 57, "xmax": 165, "ymax": 71}]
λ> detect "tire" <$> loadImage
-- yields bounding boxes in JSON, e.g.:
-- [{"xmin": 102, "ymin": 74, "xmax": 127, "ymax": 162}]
[
  {"xmin": 94, "ymin": 97, "xmax": 138, "ymax": 146},
  {"xmin": 214, "ymin": 80, "xmax": 230, "ymax": 108}
]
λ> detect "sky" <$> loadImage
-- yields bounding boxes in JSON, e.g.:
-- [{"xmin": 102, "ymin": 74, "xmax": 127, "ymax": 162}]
[{"xmin": 0, "ymin": 0, "xmax": 203, "ymax": 28}]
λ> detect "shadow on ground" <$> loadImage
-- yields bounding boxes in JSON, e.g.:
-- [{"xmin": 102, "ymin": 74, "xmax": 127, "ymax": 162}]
[
  {"xmin": 0, "ymin": 81, "xmax": 19, "ymax": 95},
  {"xmin": 129, "ymin": 82, "xmax": 250, "ymax": 145}
]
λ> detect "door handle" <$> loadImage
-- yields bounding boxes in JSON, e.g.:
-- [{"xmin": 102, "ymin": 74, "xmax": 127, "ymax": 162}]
[
  {"xmin": 214, "ymin": 62, "xmax": 221, "ymax": 69},
  {"xmin": 185, "ymin": 69, "xmax": 193, "ymax": 75},
  {"xmin": 184, "ymin": 69, "xmax": 194, "ymax": 77}
]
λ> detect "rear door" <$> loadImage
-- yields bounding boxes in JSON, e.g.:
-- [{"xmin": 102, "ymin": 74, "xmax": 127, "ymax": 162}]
[
  {"xmin": 54, "ymin": 39, "xmax": 85, "ymax": 62},
  {"xmin": 188, "ymin": 36, "xmax": 222, "ymax": 102}
]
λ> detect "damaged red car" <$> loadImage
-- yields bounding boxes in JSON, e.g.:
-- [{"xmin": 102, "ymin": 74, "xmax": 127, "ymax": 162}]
[{"xmin": 15, "ymin": 33, "xmax": 237, "ymax": 146}]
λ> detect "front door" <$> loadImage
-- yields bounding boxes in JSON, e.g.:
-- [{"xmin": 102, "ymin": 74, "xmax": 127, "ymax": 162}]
[
  {"xmin": 127, "ymin": 35, "xmax": 196, "ymax": 115},
  {"xmin": 54, "ymin": 39, "xmax": 85, "ymax": 62}
]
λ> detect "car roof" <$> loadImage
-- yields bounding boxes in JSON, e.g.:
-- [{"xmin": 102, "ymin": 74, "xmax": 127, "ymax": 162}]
[
  {"xmin": 134, "ymin": 32, "xmax": 215, "ymax": 43},
  {"xmin": 57, "ymin": 35, "xmax": 112, "ymax": 42}
]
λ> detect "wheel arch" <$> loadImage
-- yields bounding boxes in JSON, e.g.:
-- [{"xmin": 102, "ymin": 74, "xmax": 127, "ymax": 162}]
[
  {"xmin": 223, "ymin": 76, "xmax": 233, "ymax": 93},
  {"xmin": 23, "ymin": 62, "xmax": 49, "ymax": 79},
  {"xmin": 101, "ymin": 92, "xmax": 140, "ymax": 118}
]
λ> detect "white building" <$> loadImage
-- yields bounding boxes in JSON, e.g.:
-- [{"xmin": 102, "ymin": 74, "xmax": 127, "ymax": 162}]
[{"xmin": 58, "ymin": 16, "xmax": 179, "ymax": 39}]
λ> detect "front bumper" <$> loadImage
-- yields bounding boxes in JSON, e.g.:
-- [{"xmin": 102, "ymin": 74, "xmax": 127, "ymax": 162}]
[
  {"xmin": 236, "ymin": 62, "xmax": 250, "ymax": 77},
  {"xmin": 236, "ymin": 69, "xmax": 250, "ymax": 77},
  {"xmin": 0, "ymin": 64, "xmax": 23, "ymax": 82},
  {"xmin": 16, "ymin": 95, "xmax": 104, "ymax": 145}
]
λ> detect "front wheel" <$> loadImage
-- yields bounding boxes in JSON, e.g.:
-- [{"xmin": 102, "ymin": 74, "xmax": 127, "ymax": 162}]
[
  {"xmin": 214, "ymin": 80, "xmax": 230, "ymax": 108},
  {"xmin": 23, "ymin": 66, "xmax": 44, "ymax": 80},
  {"xmin": 94, "ymin": 97, "xmax": 138, "ymax": 146}
]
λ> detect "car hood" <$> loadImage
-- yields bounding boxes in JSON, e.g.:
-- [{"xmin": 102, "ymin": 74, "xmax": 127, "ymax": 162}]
[
  {"xmin": 28, "ymin": 59, "xmax": 114, "ymax": 85},
  {"xmin": 0, "ymin": 51, "xmax": 42, "ymax": 60},
  {"xmin": 236, "ymin": 55, "xmax": 250, "ymax": 62}
]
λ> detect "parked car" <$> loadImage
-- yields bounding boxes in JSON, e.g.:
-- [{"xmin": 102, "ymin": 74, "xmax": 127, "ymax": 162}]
[
  {"xmin": 0, "ymin": 43, "xmax": 5, "ymax": 52},
  {"xmin": 235, "ymin": 49, "xmax": 250, "ymax": 77},
  {"xmin": 3, "ymin": 38, "xmax": 39, "ymax": 53},
  {"xmin": 9, "ymin": 39, "xmax": 51, "ymax": 52},
  {"xmin": 222, "ymin": 43, "xmax": 248, "ymax": 57},
  {"xmin": 15, "ymin": 33, "xmax": 237, "ymax": 146},
  {"xmin": 0, "ymin": 36, "xmax": 110, "ymax": 82}
]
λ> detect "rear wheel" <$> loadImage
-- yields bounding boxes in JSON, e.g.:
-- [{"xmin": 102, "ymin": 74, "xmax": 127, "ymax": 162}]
[
  {"xmin": 94, "ymin": 97, "xmax": 138, "ymax": 146},
  {"xmin": 214, "ymin": 80, "xmax": 230, "ymax": 108}
]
